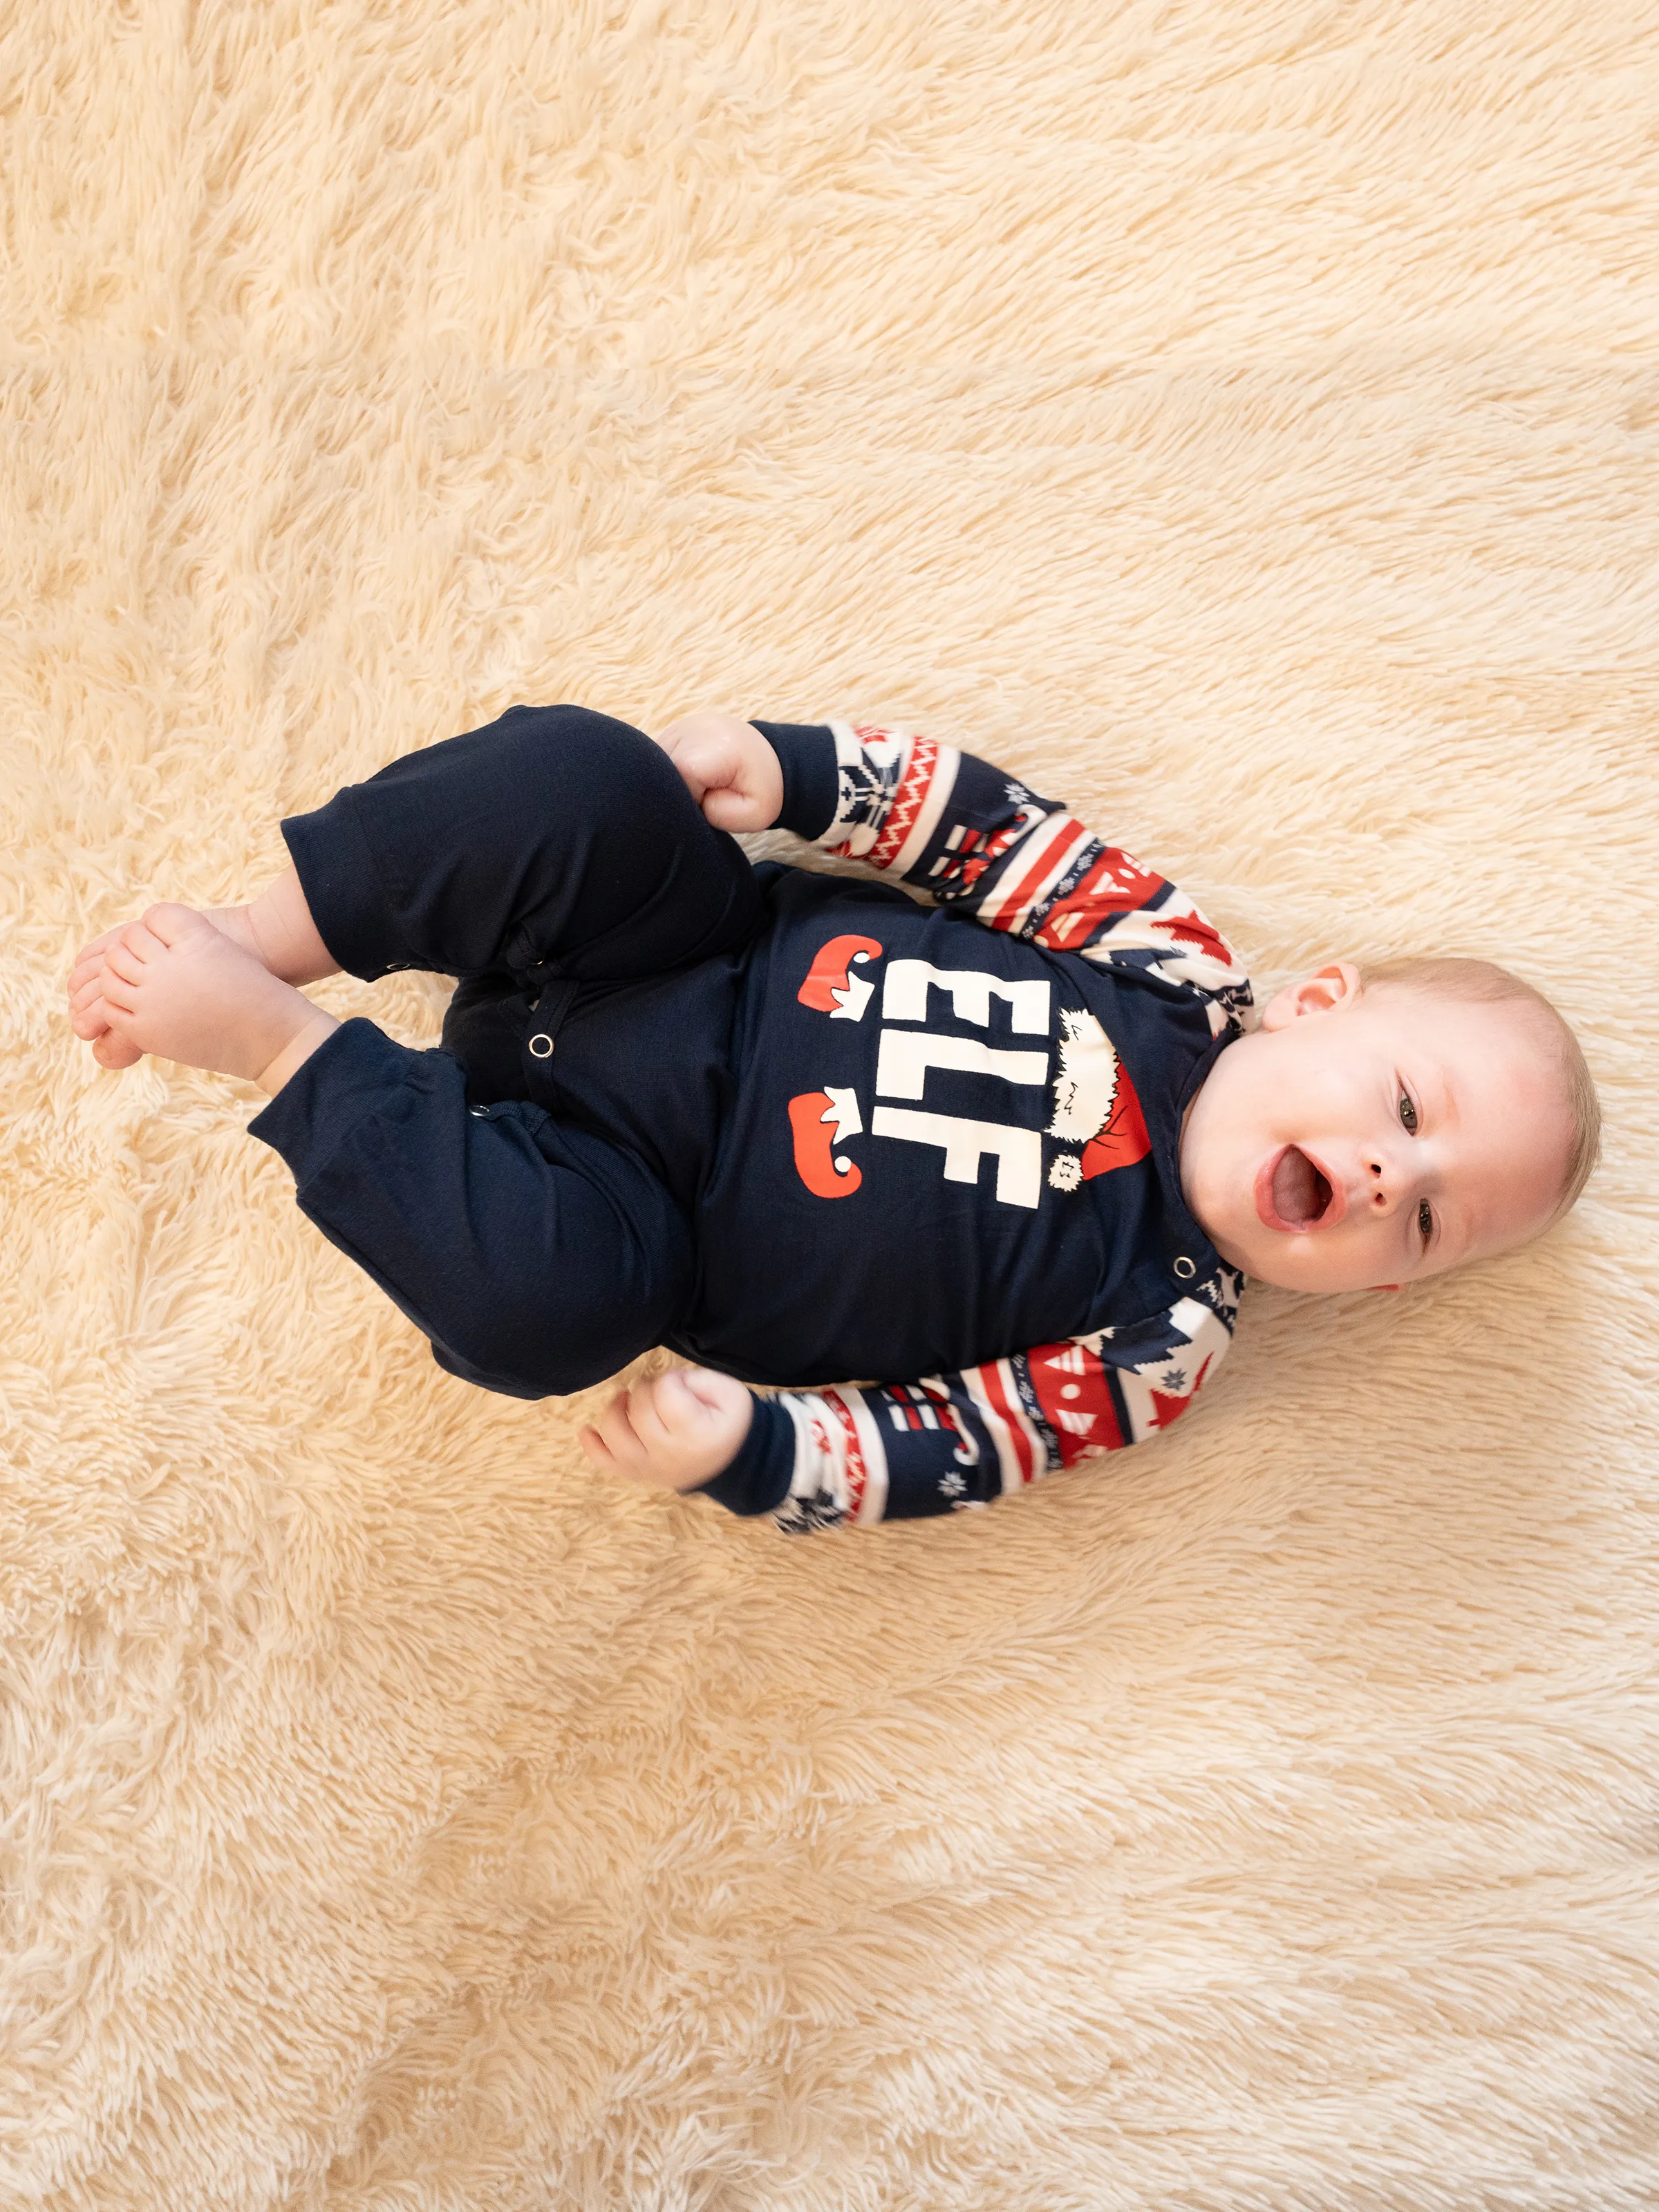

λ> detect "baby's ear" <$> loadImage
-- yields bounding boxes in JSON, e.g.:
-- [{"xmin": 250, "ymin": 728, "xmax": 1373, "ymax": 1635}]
[{"xmin": 1258, "ymin": 959, "xmax": 1362, "ymax": 1032}]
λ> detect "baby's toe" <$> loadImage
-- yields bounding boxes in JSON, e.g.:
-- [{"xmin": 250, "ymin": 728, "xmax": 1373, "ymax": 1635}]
[
  {"xmin": 68, "ymin": 930, "xmax": 121, "ymax": 988},
  {"xmin": 67, "ymin": 954, "xmax": 106, "ymax": 1005},
  {"xmin": 106, "ymin": 939, "xmax": 150, "ymax": 987},
  {"xmin": 91, "ymin": 1030, "xmax": 143, "ymax": 1069},
  {"xmin": 142, "ymin": 900, "xmax": 217, "ymax": 949},
  {"xmin": 68, "ymin": 968, "xmax": 121, "ymax": 1038},
  {"xmin": 118, "ymin": 917, "xmax": 169, "ymax": 964}
]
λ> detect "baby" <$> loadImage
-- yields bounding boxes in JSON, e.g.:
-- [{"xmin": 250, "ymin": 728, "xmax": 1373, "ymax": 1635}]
[{"xmin": 66, "ymin": 705, "xmax": 1600, "ymax": 1533}]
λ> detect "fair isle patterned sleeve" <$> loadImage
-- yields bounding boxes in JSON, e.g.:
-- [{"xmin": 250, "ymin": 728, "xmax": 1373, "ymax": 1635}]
[
  {"xmin": 756, "ymin": 718, "xmax": 1253, "ymax": 1027},
  {"xmin": 696, "ymin": 1268, "xmax": 1241, "ymax": 1532}
]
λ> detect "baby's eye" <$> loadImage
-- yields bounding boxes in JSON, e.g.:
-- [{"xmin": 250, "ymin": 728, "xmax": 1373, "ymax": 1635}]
[
  {"xmin": 1398, "ymin": 1088, "xmax": 1419, "ymax": 1134},
  {"xmin": 1417, "ymin": 1198, "xmax": 1433, "ymax": 1245}
]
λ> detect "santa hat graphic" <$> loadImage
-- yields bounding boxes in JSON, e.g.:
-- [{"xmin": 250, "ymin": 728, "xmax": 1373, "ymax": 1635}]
[{"xmin": 1047, "ymin": 1007, "xmax": 1151, "ymax": 1180}]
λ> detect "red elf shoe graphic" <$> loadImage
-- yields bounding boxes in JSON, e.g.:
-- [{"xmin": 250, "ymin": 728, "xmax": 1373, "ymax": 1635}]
[
  {"xmin": 798, "ymin": 935, "xmax": 883, "ymax": 1022},
  {"xmin": 788, "ymin": 1086, "xmax": 865, "ymax": 1197}
]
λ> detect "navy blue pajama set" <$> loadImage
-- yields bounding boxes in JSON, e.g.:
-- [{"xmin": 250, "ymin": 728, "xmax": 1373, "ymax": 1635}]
[{"xmin": 248, "ymin": 704, "xmax": 1255, "ymax": 1533}]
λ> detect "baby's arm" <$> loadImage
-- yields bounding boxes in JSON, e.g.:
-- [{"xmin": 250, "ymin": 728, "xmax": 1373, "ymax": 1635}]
[
  {"xmin": 655, "ymin": 711, "xmax": 1247, "ymax": 1006},
  {"xmin": 583, "ymin": 1274, "xmax": 1238, "ymax": 1532}
]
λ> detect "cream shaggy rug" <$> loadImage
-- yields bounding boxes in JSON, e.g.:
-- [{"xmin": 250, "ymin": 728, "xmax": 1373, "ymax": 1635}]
[{"xmin": 4, "ymin": 3, "xmax": 1658, "ymax": 2206}]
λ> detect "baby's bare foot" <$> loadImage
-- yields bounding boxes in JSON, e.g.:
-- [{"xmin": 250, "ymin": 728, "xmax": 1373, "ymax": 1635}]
[
  {"xmin": 93, "ymin": 902, "xmax": 338, "ymax": 1087},
  {"xmin": 75, "ymin": 905, "xmax": 266, "ymax": 1069},
  {"xmin": 68, "ymin": 870, "xmax": 339, "ymax": 1068}
]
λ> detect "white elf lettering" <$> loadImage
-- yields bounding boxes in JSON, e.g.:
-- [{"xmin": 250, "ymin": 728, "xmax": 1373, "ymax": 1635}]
[
  {"xmin": 869, "ymin": 1107, "xmax": 1043, "ymax": 1209},
  {"xmin": 881, "ymin": 959, "xmax": 1050, "ymax": 1034},
  {"xmin": 875, "ymin": 1030, "xmax": 1048, "ymax": 1101}
]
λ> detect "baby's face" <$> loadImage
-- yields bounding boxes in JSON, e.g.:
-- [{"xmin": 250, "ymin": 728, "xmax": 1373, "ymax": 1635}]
[{"xmin": 1179, "ymin": 966, "xmax": 1575, "ymax": 1294}]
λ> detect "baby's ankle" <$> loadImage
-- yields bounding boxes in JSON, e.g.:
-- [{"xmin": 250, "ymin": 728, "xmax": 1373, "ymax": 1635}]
[
  {"xmin": 245, "ymin": 870, "xmax": 340, "ymax": 986},
  {"xmin": 254, "ymin": 1006, "xmax": 340, "ymax": 1097}
]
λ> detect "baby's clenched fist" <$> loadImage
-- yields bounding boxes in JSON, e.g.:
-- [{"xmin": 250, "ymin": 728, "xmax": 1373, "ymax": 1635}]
[
  {"xmin": 653, "ymin": 710, "xmax": 785, "ymax": 833},
  {"xmin": 579, "ymin": 1365, "xmax": 754, "ymax": 1493}
]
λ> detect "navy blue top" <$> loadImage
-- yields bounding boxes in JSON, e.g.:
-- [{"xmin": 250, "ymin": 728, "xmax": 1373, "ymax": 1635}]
[{"xmin": 628, "ymin": 720, "xmax": 1256, "ymax": 1530}]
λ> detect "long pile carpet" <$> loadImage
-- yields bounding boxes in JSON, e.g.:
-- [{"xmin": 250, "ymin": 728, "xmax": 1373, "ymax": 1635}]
[{"xmin": 3, "ymin": 3, "xmax": 1656, "ymax": 2205}]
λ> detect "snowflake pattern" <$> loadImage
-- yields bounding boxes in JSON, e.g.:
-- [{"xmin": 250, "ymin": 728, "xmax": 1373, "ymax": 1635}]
[
  {"xmin": 774, "ymin": 1492, "xmax": 850, "ymax": 1536},
  {"xmin": 834, "ymin": 751, "xmax": 901, "ymax": 836}
]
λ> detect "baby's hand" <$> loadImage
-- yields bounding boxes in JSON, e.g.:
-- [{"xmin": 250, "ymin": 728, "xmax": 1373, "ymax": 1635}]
[
  {"xmin": 653, "ymin": 710, "xmax": 785, "ymax": 833},
  {"xmin": 579, "ymin": 1365, "xmax": 754, "ymax": 1494}
]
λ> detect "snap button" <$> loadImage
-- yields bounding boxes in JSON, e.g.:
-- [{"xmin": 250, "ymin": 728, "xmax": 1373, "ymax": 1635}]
[
  {"xmin": 527, "ymin": 1032, "xmax": 554, "ymax": 1060},
  {"xmin": 1173, "ymin": 1255, "xmax": 1197, "ymax": 1280},
  {"xmin": 469, "ymin": 1105, "xmax": 489, "ymax": 1117}
]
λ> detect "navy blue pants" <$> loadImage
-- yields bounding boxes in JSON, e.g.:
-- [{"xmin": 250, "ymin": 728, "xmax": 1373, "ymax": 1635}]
[{"xmin": 247, "ymin": 704, "xmax": 761, "ymax": 1398}]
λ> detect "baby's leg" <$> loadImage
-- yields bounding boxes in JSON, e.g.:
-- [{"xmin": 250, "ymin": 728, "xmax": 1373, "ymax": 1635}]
[
  {"xmin": 77, "ymin": 897, "xmax": 695, "ymax": 1391},
  {"xmin": 249, "ymin": 1020, "xmax": 696, "ymax": 1400},
  {"xmin": 275, "ymin": 703, "xmax": 760, "ymax": 988},
  {"xmin": 72, "ymin": 704, "xmax": 758, "ymax": 1073}
]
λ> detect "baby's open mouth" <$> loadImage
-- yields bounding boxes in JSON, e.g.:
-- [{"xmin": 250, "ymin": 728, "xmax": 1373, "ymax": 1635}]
[{"xmin": 1255, "ymin": 1145, "xmax": 1338, "ymax": 1232}]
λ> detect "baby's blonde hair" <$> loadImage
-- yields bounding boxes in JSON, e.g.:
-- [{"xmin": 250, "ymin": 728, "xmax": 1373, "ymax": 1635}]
[{"xmin": 1360, "ymin": 957, "xmax": 1600, "ymax": 1217}]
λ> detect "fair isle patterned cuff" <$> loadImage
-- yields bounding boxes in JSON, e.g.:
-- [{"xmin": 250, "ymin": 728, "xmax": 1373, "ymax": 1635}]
[
  {"xmin": 749, "ymin": 722, "xmax": 841, "ymax": 841},
  {"xmin": 822, "ymin": 722, "xmax": 963, "ymax": 873}
]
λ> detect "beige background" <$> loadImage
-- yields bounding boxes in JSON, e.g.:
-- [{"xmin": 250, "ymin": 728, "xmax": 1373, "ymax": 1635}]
[{"xmin": 4, "ymin": 3, "xmax": 1658, "ymax": 2206}]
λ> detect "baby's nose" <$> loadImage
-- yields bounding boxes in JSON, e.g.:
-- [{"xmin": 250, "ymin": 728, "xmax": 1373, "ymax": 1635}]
[{"xmin": 1365, "ymin": 1154, "xmax": 1391, "ymax": 1206}]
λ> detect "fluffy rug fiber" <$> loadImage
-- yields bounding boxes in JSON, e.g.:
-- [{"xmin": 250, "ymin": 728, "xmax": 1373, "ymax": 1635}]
[{"xmin": 4, "ymin": 3, "xmax": 1657, "ymax": 2206}]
